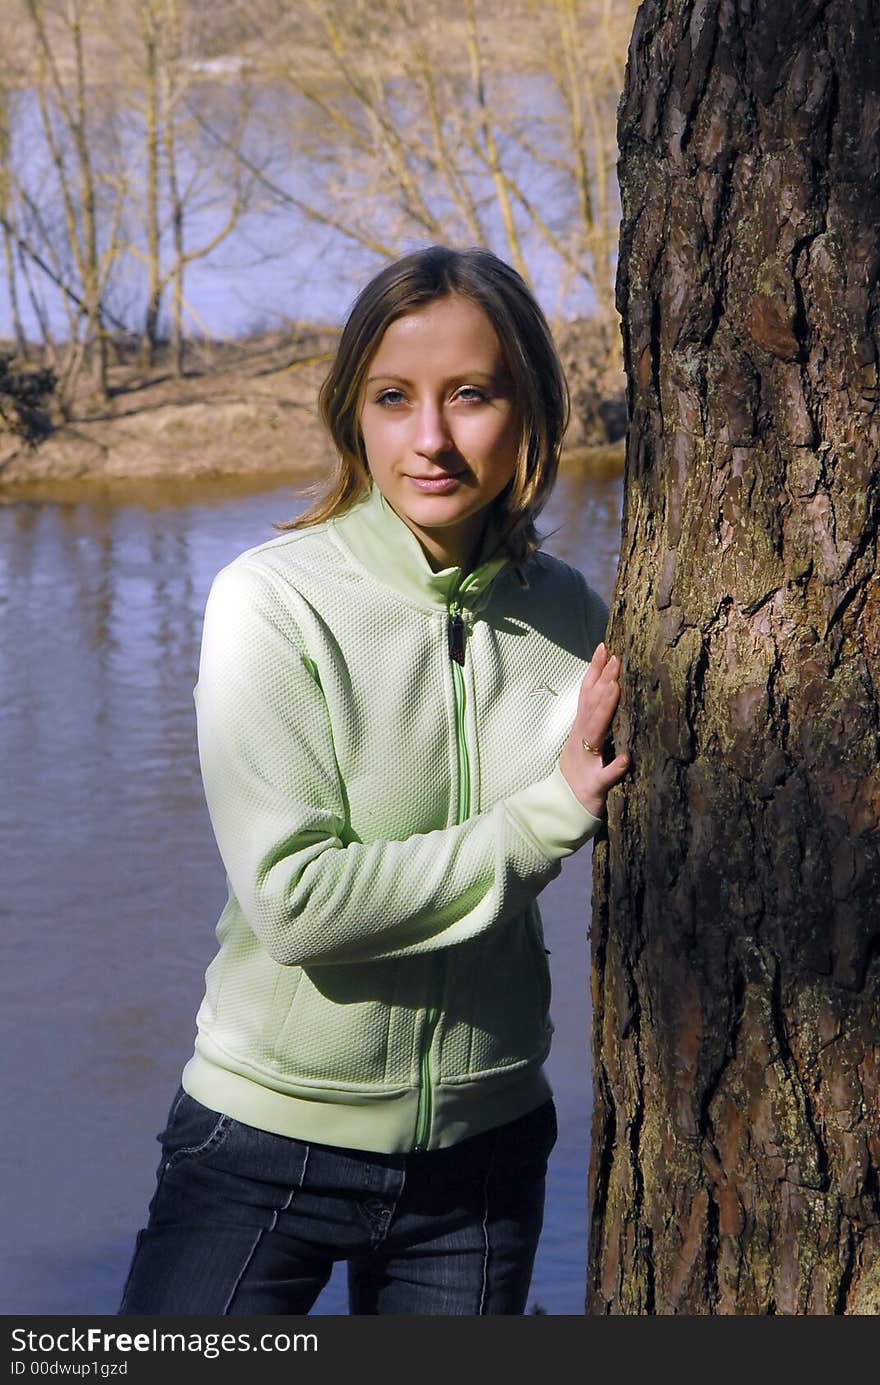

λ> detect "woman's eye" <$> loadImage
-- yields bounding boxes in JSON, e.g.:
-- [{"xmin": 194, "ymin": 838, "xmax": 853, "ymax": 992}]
[
  {"xmin": 376, "ymin": 389, "xmax": 406, "ymax": 407},
  {"xmin": 455, "ymin": 386, "xmax": 489, "ymax": 403}
]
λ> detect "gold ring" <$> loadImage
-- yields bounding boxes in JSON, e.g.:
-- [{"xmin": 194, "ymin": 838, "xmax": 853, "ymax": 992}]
[{"xmin": 581, "ymin": 737, "xmax": 601, "ymax": 755}]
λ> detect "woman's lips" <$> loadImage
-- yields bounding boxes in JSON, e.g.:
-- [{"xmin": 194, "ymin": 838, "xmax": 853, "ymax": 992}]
[{"xmin": 407, "ymin": 473, "xmax": 463, "ymax": 492}]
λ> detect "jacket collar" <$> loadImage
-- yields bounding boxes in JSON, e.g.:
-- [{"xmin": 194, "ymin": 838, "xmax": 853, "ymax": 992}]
[{"xmin": 331, "ymin": 484, "xmax": 510, "ymax": 612}]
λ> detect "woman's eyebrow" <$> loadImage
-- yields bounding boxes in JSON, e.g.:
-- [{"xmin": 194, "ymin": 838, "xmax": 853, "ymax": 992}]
[{"xmin": 365, "ymin": 369, "xmax": 501, "ymax": 385}]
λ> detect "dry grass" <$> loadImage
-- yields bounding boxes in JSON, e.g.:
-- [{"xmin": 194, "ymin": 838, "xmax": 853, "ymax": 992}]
[{"xmin": 0, "ymin": 328, "xmax": 339, "ymax": 489}]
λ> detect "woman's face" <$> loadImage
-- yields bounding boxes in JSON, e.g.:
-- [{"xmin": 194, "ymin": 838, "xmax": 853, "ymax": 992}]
[{"xmin": 358, "ymin": 293, "xmax": 521, "ymax": 571}]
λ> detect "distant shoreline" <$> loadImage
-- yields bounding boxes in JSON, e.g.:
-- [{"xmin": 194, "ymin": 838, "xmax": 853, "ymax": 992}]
[{"xmin": 0, "ymin": 443, "xmax": 625, "ymax": 509}]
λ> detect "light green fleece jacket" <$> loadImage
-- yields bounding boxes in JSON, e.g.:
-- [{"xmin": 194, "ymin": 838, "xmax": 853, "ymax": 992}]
[{"xmin": 182, "ymin": 483, "xmax": 608, "ymax": 1153}]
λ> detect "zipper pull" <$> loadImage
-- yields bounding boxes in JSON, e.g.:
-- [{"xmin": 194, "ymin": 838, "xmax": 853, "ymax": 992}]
[{"xmin": 447, "ymin": 609, "xmax": 466, "ymax": 664}]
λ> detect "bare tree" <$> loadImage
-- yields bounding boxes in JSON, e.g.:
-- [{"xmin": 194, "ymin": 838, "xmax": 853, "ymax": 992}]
[
  {"xmin": 0, "ymin": 0, "xmax": 636, "ymax": 421},
  {"xmin": 0, "ymin": 91, "xmax": 28, "ymax": 359},
  {"xmin": 244, "ymin": 0, "xmax": 636, "ymax": 331},
  {"xmin": 135, "ymin": 0, "xmax": 163, "ymax": 366},
  {"xmin": 103, "ymin": 0, "xmax": 260, "ymax": 374},
  {"xmin": 23, "ymin": 0, "xmax": 131, "ymax": 400}
]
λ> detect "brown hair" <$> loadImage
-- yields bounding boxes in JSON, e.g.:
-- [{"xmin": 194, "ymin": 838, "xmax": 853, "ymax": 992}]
[{"xmin": 279, "ymin": 245, "xmax": 569, "ymax": 567}]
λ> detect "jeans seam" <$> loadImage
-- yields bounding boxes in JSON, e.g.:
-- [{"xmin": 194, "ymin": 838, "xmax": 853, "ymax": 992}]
[
  {"xmin": 477, "ymin": 1133, "xmax": 497, "ymax": 1316},
  {"xmin": 220, "ymin": 1227, "xmax": 265, "ymax": 1315},
  {"xmin": 222, "ymin": 1144, "xmax": 310, "ymax": 1314},
  {"xmin": 166, "ymin": 1086, "xmax": 187, "ymax": 1130}
]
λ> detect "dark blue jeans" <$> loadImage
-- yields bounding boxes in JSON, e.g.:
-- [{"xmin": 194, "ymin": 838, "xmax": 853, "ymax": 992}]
[{"xmin": 119, "ymin": 1088, "xmax": 557, "ymax": 1315}]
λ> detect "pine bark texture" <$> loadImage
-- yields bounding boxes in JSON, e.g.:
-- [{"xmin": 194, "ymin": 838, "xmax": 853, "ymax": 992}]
[{"xmin": 588, "ymin": 0, "xmax": 880, "ymax": 1313}]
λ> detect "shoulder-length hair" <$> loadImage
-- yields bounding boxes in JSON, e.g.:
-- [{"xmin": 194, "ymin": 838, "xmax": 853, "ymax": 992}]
[{"xmin": 279, "ymin": 245, "xmax": 569, "ymax": 567}]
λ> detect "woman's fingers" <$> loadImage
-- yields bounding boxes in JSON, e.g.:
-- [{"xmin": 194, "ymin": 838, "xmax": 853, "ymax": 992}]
[
  {"xmin": 596, "ymin": 750, "xmax": 631, "ymax": 787},
  {"xmin": 579, "ymin": 640, "xmax": 608, "ymax": 692},
  {"xmin": 558, "ymin": 652, "xmax": 630, "ymax": 815},
  {"xmin": 576, "ymin": 650, "xmax": 622, "ymax": 753},
  {"xmin": 579, "ymin": 653, "xmax": 620, "ymax": 725},
  {"xmin": 579, "ymin": 646, "xmax": 620, "ymax": 699}
]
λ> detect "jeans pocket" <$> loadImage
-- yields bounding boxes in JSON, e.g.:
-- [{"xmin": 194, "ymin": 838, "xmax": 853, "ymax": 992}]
[{"xmin": 158, "ymin": 1087, "xmax": 232, "ymax": 1171}]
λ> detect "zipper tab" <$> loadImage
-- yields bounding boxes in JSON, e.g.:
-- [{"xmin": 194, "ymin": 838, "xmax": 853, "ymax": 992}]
[{"xmin": 448, "ymin": 610, "xmax": 466, "ymax": 664}]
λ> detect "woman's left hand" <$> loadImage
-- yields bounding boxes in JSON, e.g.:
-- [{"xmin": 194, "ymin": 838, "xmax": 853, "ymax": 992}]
[{"xmin": 558, "ymin": 642, "xmax": 631, "ymax": 819}]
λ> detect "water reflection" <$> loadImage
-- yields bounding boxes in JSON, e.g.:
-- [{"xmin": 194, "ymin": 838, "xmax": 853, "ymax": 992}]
[{"xmin": 0, "ymin": 464, "xmax": 622, "ymax": 1315}]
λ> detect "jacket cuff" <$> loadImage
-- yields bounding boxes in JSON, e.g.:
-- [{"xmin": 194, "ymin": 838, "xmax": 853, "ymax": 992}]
[{"xmin": 505, "ymin": 762, "xmax": 605, "ymax": 862}]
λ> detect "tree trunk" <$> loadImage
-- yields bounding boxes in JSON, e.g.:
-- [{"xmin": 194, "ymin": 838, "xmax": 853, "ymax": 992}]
[
  {"xmin": 588, "ymin": 0, "xmax": 880, "ymax": 1314},
  {"xmin": 139, "ymin": 6, "xmax": 162, "ymax": 371},
  {"xmin": 0, "ymin": 92, "xmax": 27, "ymax": 360}
]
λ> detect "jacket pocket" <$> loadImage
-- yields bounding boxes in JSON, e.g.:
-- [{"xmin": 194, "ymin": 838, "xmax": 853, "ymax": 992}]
[
  {"xmin": 446, "ymin": 917, "xmax": 552, "ymax": 1079},
  {"xmin": 269, "ymin": 960, "xmax": 418, "ymax": 1091},
  {"xmin": 524, "ymin": 905, "xmax": 552, "ymax": 1017}
]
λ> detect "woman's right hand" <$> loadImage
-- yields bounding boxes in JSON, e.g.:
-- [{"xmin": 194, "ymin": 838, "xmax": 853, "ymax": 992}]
[{"xmin": 558, "ymin": 642, "xmax": 631, "ymax": 819}]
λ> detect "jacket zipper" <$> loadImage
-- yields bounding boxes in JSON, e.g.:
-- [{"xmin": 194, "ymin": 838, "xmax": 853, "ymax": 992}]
[{"xmin": 413, "ymin": 599, "xmax": 470, "ymax": 1152}]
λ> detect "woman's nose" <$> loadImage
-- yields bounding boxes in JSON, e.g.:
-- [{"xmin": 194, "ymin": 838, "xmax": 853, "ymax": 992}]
[{"xmin": 414, "ymin": 401, "xmax": 454, "ymax": 457}]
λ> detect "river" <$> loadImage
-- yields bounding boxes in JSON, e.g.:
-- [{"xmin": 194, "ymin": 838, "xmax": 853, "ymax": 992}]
[{"xmin": 0, "ymin": 461, "xmax": 623, "ymax": 1315}]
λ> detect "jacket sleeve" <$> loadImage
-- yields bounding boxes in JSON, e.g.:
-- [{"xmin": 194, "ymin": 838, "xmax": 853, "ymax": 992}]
[{"xmin": 195, "ymin": 560, "xmax": 604, "ymax": 967}]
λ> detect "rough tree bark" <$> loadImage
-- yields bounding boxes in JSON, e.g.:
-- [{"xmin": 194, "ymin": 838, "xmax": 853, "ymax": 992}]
[{"xmin": 588, "ymin": 0, "xmax": 880, "ymax": 1313}]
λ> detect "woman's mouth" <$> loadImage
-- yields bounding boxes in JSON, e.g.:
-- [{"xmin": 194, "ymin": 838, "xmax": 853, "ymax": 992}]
[{"xmin": 407, "ymin": 473, "xmax": 463, "ymax": 493}]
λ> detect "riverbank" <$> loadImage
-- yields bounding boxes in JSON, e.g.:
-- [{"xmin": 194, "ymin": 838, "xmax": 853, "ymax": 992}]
[
  {"xmin": 0, "ymin": 325, "xmax": 625, "ymax": 499},
  {"xmin": 0, "ymin": 328, "xmax": 337, "ymax": 489}
]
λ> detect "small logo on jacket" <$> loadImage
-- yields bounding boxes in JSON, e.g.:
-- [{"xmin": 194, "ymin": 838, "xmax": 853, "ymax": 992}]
[{"xmin": 529, "ymin": 681, "xmax": 558, "ymax": 697}]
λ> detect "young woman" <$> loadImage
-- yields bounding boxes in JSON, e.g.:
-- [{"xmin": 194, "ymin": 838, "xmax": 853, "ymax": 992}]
[{"xmin": 119, "ymin": 245, "xmax": 629, "ymax": 1316}]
